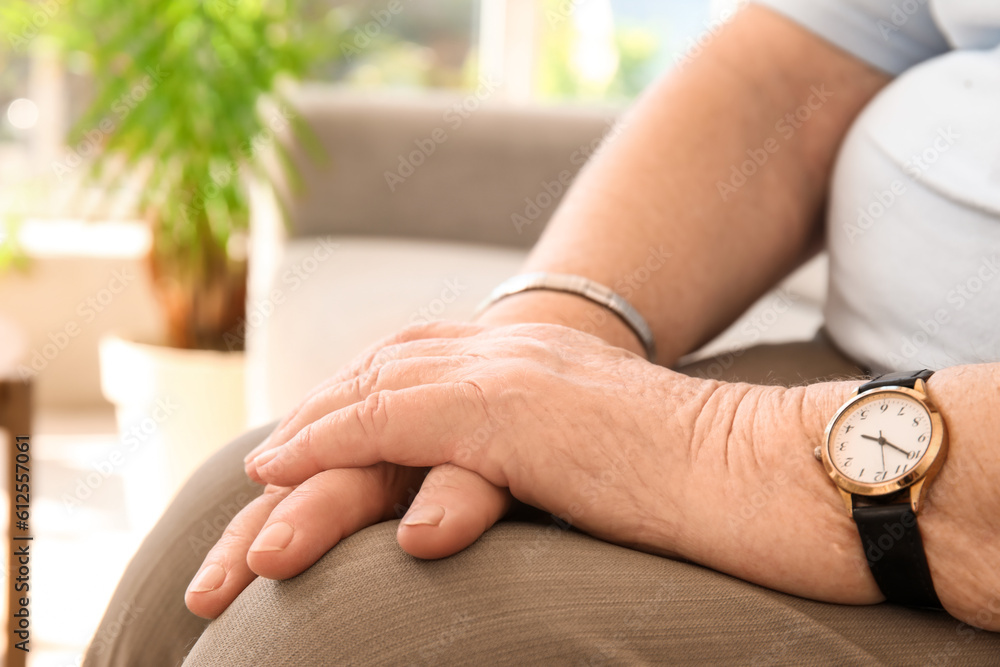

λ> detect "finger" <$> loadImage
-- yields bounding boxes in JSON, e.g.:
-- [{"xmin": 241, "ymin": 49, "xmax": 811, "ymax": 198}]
[
  {"xmin": 397, "ymin": 464, "xmax": 512, "ymax": 560},
  {"xmin": 293, "ymin": 321, "xmax": 483, "ymax": 410},
  {"xmin": 283, "ymin": 321, "xmax": 483, "ymax": 414},
  {"xmin": 247, "ymin": 463, "xmax": 426, "ymax": 580},
  {"xmin": 253, "ymin": 382, "xmax": 497, "ymax": 487},
  {"xmin": 243, "ymin": 327, "xmax": 485, "ymax": 465},
  {"xmin": 185, "ymin": 485, "xmax": 293, "ymax": 619},
  {"xmin": 244, "ymin": 355, "xmax": 480, "ymax": 483}
]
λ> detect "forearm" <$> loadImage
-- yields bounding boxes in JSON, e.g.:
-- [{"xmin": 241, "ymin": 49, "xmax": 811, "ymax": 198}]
[{"xmin": 484, "ymin": 6, "xmax": 888, "ymax": 364}]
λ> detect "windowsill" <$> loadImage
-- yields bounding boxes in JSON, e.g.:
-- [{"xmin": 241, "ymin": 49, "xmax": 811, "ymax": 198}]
[{"xmin": 14, "ymin": 218, "xmax": 150, "ymax": 259}]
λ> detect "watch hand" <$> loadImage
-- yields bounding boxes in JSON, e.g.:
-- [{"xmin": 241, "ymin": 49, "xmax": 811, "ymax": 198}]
[
  {"xmin": 880, "ymin": 441, "xmax": 886, "ymax": 472},
  {"xmin": 861, "ymin": 434, "xmax": 881, "ymax": 443},
  {"xmin": 882, "ymin": 439, "xmax": 912, "ymax": 457}
]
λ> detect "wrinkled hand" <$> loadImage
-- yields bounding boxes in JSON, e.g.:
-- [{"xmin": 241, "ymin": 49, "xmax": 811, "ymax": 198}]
[
  {"xmin": 186, "ymin": 320, "xmax": 699, "ymax": 618},
  {"xmin": 249, "ymin": 320, "xmax": 699, "ymax": 551},
  {"xmin": 186, "ymin": 321, "xmax": 1000, "ymax": 632},
  {"xmin": 186, "ymin": 322, "xmax": 516, "ymax": 619}
]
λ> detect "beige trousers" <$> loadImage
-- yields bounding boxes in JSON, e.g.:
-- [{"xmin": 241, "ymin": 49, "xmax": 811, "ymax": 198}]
[{"xmin": 83, "ymin": 337, "xmax": 1000, "ymax": 665}]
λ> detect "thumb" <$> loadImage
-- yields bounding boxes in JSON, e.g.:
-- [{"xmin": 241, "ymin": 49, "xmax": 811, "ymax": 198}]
[{"xmin": 396, "ymin": 464, "xmax": 511, "ymax": 559}]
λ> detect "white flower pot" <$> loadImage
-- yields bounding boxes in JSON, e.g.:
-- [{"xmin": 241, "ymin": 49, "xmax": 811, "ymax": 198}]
[{"xmin": 99, "ymin": 334, "xmax": 246, "ymax": 532}]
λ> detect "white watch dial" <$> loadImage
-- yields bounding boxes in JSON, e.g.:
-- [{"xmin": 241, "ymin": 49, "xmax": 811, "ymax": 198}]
[{"xmin": 828, "ymin": 392, "xmax": 933, "ymax": 484}]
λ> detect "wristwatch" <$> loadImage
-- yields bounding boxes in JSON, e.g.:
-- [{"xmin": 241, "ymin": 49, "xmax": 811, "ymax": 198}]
[{"xmin": 816, "ymin": 369, "xmax": 948, "ymax": 608}]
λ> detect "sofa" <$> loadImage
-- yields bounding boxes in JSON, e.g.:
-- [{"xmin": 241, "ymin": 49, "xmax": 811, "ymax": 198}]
[{"xmin": 244, "ymin": 84, "xmax": 828, "ymax": 425}]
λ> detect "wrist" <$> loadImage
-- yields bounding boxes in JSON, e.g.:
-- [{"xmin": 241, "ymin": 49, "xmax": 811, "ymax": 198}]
[
  {"xmin": 672, "ymin": 379, "xmax": 878, "ymax": 602},
  {"xmin": 650, "ymin": 366, "xmax": 1000, "ymax": 630},
  {"xmin": 474, "ymin": 290, "xmax": 648, "ymax": 358}
]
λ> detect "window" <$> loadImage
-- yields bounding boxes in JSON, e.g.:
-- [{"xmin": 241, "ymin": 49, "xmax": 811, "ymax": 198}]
[
  {"xmin": 311, "ymin": 0, "xmax": 481, "ymax": 89},
  {"xmin": 482, "ymin": 0, "xmax": 715, "ymax": 102},
  {"xmin": 1, "ymin": 0, "xmax": 717, "ymax": 224},
  {"xmin": 534, "ymin": 0, "xmax": 711, "ymax": 101}
]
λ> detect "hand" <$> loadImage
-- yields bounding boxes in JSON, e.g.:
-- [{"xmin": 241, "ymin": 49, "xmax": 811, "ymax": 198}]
[
  {"xmin": 186, "ymin": 321, "xmax": 514, "ymax": 619},
  {"xmin": 247, "ymin": 321, "xmax": 700, "ymax": 554},
  {"xmin": 192, "ymin": 313, "xmax": 1000, "ymax": 631},
  {"xmin": 184, "ymin": 462, "xmax": 511, "ymax": 619},
  {"xmin": 882, "ymin": 437, "xmax": 911, "ymax": 458},
  {"xmin": 188, "ymin": 294, "xmax": 650, "ymax": 620},
  {"xmin": 862, "ymin": 432, "xmax": 913, "ymax": 458},
  {"xmin": 247, "ymin": 334, "xmax": 1000, "ymax": 631}
]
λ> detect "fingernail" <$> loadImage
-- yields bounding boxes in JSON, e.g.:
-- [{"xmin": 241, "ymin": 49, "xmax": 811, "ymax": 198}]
[
  {"xmin": 252, "ymin": 449, "xmax": 279, "ymax": 469},
  {"xmin": 402, "ymin": 505, "xmax": 446, "ymax": 527},
  {"xmin": 244, "ymin": 434, "xmax": 274, "ymax": 464},
  {"xmin": 188, "ymin": 563, "xmax": 226, "ymax": 593},
  {"xmin": 249, "ymin": 521, "xmax": 294, "ymax": 552}
]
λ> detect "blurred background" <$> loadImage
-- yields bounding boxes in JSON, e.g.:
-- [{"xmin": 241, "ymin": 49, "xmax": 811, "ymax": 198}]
[{"xmin": 0, "ymin": 1, "xmax": 816, "ymax": 665}]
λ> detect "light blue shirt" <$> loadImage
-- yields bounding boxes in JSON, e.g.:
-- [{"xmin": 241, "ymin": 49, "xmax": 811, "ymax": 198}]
[{"xmin": 753, "ymin": 0, "xmax": 1000, "ymax": 73}]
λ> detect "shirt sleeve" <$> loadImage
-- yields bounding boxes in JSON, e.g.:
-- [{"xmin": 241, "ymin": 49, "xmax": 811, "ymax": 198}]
[{"xmin": 751, "ymin": 0, "xmax": 952, "ymax": 75}]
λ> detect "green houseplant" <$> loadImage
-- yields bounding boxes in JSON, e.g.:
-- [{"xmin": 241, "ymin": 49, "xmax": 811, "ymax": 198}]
[
  {"xmin": 1, "ymin": 0, "xmax": 342, "ymax": 522},
  {"xmin": 37, "ymin": 0, "xmax": 336, "ymax": 350}
]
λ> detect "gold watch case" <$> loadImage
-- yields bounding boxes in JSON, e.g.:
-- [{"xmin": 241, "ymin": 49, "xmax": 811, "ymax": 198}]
[{"xmin": 820, "ymin": 379, "xmax": 948, "ymax": 517}]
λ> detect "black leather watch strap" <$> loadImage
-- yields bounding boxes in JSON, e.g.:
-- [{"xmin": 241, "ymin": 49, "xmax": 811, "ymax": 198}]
[
  {"xmin": 853, "ymin": 502, "xmax": 942, "ymax": 609},
  {"xmin": 852, "ymin": 369, "xmax": 941, "ymax": 609},
  {"xmin": 858, "ymin": 369, "xmax": 934, "ymax": 393}
]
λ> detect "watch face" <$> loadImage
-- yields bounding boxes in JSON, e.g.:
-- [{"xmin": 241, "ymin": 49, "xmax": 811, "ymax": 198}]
[{"xmin": 827, "ymin": 390, "xmax": 935, "ymax": 487}]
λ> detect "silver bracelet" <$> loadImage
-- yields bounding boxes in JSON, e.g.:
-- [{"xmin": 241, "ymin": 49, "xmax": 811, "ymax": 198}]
[{"xmin": 475, "ymin": 272, "xmax": 656, "ymax": 362}]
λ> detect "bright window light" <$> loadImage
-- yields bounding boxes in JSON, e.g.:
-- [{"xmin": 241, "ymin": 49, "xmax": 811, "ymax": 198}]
[{"xmin": 6, "ymin": 98, "xmax": 40, "ymax": 130}]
